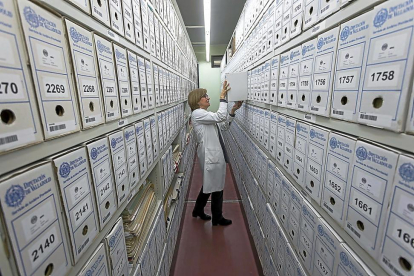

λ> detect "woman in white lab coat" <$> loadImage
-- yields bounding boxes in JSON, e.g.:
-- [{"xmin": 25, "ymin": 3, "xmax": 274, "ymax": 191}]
[{"xmin": 188, "ymin": 81, "xmax": 242, "ymax": 226}]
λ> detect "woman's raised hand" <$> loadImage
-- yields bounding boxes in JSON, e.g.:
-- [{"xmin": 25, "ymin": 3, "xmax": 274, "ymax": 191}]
[{"xmin": 220, "ymin": 81, "xmax": 231, "ymax": 99}]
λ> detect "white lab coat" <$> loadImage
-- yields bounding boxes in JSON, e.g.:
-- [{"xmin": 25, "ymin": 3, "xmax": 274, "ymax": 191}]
[{"xmin": 192, "ymin": 101, "xmax": 234, "ymax": 193}]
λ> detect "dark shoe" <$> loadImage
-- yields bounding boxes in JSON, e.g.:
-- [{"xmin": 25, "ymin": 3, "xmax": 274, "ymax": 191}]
[
  {"xmin": 212, "ymin": 217, "xmax": 232, "ymax": 226},
  {"xmin": 192, "ymin": 210, "xmax": 211, "ymax": 221}
]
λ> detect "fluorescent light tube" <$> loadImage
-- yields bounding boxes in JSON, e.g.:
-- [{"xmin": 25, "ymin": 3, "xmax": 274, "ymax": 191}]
[{"xmin": 204, "ymin": 0, "xmax": 211, "ymax": 62}]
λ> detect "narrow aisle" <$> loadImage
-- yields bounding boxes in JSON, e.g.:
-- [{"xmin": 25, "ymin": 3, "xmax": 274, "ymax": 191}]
[{"xmin": 170, "ymin": 157, "xmax": 263, "ymax": 276}]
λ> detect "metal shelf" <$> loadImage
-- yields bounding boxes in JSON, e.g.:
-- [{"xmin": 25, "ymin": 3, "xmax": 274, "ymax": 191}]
[
  {"xmin": 64, "ymin": 121, "xmax": 186, "ymax": 276},
  {"xmin": 33, "ymin": 0, "xmax": 196, "ymax": 84},
  {"xmin": 226, "ymin": 120, "xmax": 388, "ymax": 276},
  {"xmin": 224, "ymin": 0, "xmax": 385, "ymax": 72},
  {"xmin": 245, "ymin": 100, "xmax": 414, "ymax": 154},
  {"xmin": 0, "ymin": 100, "xmax": 186, "ymax": 176}
]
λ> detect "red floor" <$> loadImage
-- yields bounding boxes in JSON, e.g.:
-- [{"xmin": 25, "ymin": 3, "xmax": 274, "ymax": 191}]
[{"xmin": 170, "ymin": 158, "xmax": 263, "ymax": 276}]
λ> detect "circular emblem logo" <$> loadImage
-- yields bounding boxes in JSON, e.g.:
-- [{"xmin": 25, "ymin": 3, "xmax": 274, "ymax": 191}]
[
  {"xmin": 302, "ymin": 206, "xmax": 308, "ymax": 215},
  {"xmin": 317, "ymin": 38, "xmax": 324, "ymax": 50},
  {"xmin": 302, "ymin": 46, "xmax": 307, "ymax": 56},
  {"xmin": 59, "ymin": 162, "xmax": 71, "ymax": 178},
  {"xmin": 318, "ymin": 225, "xmax": 324, "ymax": 236},
  {"xmin": 109, "ymin": 236, "xmax": 116, "ymax": 248},
  {"xmin": 290, "ymin": 51, "xmax": 295, "ymax": 60},
  {"xmin": 31, "ymin": 215, "xmax": 38, "ymax": 224},
  {"xmin": 85, "ymin": 270, "xmax": 92, "ymax": 276},
  {"xmin": 330, "ymin": 137, "xmax": 338, "ymax": 149},
  {"xmin": 340, "ymin": 252, "xmax": 349, "ymax": 266},
  {"xmin": 5, "ymin": 185, "xmax": 25, "ymax": 208},
  {"xmin": 69, "ymin": 27, "xmax": 80, "ymax": 42},
  {"xmin": 399, "ymin": 163, "xmax": 414, "ymax": 182},
  {"xmin": 23, "ymin": 6, "xmax": 39, "ymax": 28},
  {"xmin": 111, "ymin": 138, "xmax": 117, "ymax": 148},
  {"xmin": 356, "ymin": 146, "xmax": 368, "ymax": 161},
  {"xmin": 374, "ymin": 8, "xmax": 388, "ymax": 28},
  {"xmin": 310, "ymin": 129, "xmax": 316, "ymax": 139},
  {"xmin": 296, "ymin": 125, "xmax": 301, "ymax": 132},
  {"xmin": 340, "ymin": 26, "xmax": 350, "ymax": 41},
  {"xmin": 125, "ymin": 131, "xmax": 130, "ymax": 140},
  {"xmin": 90, "ymin": 148, "xmax": 98, "ymax": 160}
]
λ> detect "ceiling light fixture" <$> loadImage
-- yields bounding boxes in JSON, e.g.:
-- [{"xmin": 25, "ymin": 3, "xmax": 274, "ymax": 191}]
[{"xmin": 203, "ymin": 0, "xmax": 211, "ymax": 62}]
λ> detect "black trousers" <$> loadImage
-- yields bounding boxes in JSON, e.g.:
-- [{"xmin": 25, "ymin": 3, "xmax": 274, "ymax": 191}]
[{"xmin": 193, "ymin": 186, "xmax": 223, "ymax": 220}]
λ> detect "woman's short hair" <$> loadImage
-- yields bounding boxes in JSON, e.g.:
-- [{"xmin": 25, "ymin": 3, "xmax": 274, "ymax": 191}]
[{"xmin": 188, "ymin": 88, "xmax": 207, "ymax": 111}]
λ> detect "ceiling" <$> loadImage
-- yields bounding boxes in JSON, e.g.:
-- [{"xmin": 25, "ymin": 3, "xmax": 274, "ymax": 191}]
[{"xmin": 176, "ymin": 0, "xmax": 246, "ymax": 46}]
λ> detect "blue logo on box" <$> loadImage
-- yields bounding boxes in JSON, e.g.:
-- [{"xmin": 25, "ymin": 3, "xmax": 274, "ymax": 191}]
[
  {"xmin": 125, "ymin": 131, "xmax": 130, "ymax": 140},
  {"xmin": 109, "ymin": 236, "xmax": 116, "ymax": 248},
  {"xmin": 399, "ymin": 163, "xmax": 414, "ymax": 182},
  {"xmin": 59, "ymin": 162, "xmax": 71, "ymax": 178},
  {"xmin": 318, "ymin": 225, "xmax": 324, "ymax": 236},
  {"xmin": 340, "ymin": 26, "xmax": 350, "ymax": 41},
  {"xmin": 69, "ymin": 27, "xmax": 79, "ymax": 42},
  {"xmin": 340, "ymin": 252, "xmax": 349, "ymax": 266},
  {"xmin": 296, "ymin": 125, "xmax": 300, "ymax": 132},
  {"xmin": 91, "ymin": 148, "xmax": 98, "ymax": 160},
  {"xmin": 5, "ymin": 185, "xmax": 25, "ymax": 207},
  {"xmin": 374, "ymin": 8, "xmax": 388, "ymax": 28},
  {"xmin": 317, "ymin": 38, "xmax": 324, "ymax": 50},
  {"xmin": 310, "ymin": 129, "xmax": 315, "ymax": 138},
  {"xmin": 23, "ymin": 6, "xmax": 39, "ymax": 28},
  {"xmin": 329, "ymin": 137, "xmax": 338, "ymax": 149},
  {"xmin": 111, "ymin": 138, "xmax": 117, "ymax": 148},
  {"xmin": 356, "ymin": 146, "xmax": 367, "ymax": 161}
]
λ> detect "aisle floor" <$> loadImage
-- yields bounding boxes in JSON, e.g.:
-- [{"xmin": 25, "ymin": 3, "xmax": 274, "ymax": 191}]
[{"xmin": 170, "ymin": 158, "xmax": 263, "ymax": 276}]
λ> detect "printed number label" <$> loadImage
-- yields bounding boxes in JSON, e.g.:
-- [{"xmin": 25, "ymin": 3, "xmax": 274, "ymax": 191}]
[
  {"xmin": 317, "ymin": 259, "xmax": 330, "ymax": 275},
  {"xmin": 394, "ymin": 224, "xmax": 414, "ymax": 253},
  {"xmin": 103, "ymin": 81, "xmax": 116, "ymax": 96},
  {"xmin": 83, "ymin": 85, "xmax": 96, "ymax": 93},
  {"xmin": 339, "ymin": 75, "xmax": 354, "ymax": 84},
  {"xmin": 43, "ymin": 76, "xmax": 69, "ymax": 98},
  {"xmin": 314, "ymin": 78, "xmax": 327, "ymax": 89},
  {"xmin": 80, "ymin": 78, "xmax": 98, "ymax": 96},
  {"xmin": 352, "ymin": 195, "xmax": 378, "ymax": 220},
  {"xmin": 328, "ymin": 179, "xmax": 341, "ymax": 193},
  {"xmin": 28, "ymin": 227, "xmax": 59, "ymax": 268},
  {"xmin": 366, "ymin": 65, "xmax": 400, "ymax": 88},
  {"xmin": 72, "ymin": 197, "xmax": 93, "ymax": 227},
  {"xmin": 0, "ymin": 73, "xmax": 24, "ymax": 100}
]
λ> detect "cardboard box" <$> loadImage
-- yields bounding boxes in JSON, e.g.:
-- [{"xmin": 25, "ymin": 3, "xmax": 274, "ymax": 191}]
[
  {"xmin": 150, "ymin": 115, "xmax": 159, "ymax": 158},
  {"xmin": 93, "ymin": 34, "xmax": 121, "ymax": 121},
  {"xmin": 135, "ymin": 121, "xmax": 148, "ymax": 177},
  {"xmin": 65, "ymin": 20, "xmax": 104, "ymax": 128},
  {"xmin": 276, "ymin": 114, "xmax": 286, "ymax": 166},
  {"xmin": 279, "ymin": 52, "xmax": 290, "ymax": 107},
  {"xmin": 144, "ymin": 118, "xmax": 154, "ymax": 167},
  {"xmin": 287, "ymin": 46, "xmax": 301, "ymax": 110},
  {"xmin": 379, "ymin": 154, "xmax": 414, "ymax": 275},
  {"xmin": 298, "ymin": 38, "xmax": 317, "ymax": 112},
  {"xmin": 274, "ymin": 2, "xmax": 283, "ymax": 48},
  {"xmin": 290, "ymin": 0, "xmax": 303, "ymax": 39},
  {"xmin": 359, "ymin": 0, "xmax": 414, "ymax": 132},
  {"xmin": 109, "ymin": 0, "xmax": 124, "ymax": 35},
  {"xmin": 269, "ymin": 111, "xmax": 278, "ymax": 159},
  {"xmin": 310, "ymin": 27, "xmax": 340, "ymax": 117},
  {"xmin": 318, "ymin": 0, "xmax": 339, "ymax": 20},
  {"xmin": 283, "ymin": 116, "xmax": 296, "ymax": 176},
  {"xmin": 304, "ymin": 125, "xmax": 330, "ymax": 203},
  {"xmin": 153, "ymin": 64, "xmax": 160, "ymax": 106},
  {"xmin": 0, "ymin": 161, "xmax": 70, "ymax": 275},
  {"xmin": 269, "ymin": 56, "xmax": 280, "ymax": 106},
  {"xmin": 288, "ymin": 185, "xmax": 303, "ymax": 248},
  {"xmin": 148, "ymin": 8, "xmax": 156, "ymax": 56},
  {"xmin": 293, "ymin": 121, "xmax": 309, "ymax": 187},
  {"xmin": 313, "ymin": 218, "xmax": 343, "ymax": 276},
  {"xmin": 344, "ymin": 140, "xmax": 399, "ymax": 259},
  {"xmin": 299, "ymin": 200, "xmax": 321, "ymax": 272},
  {"xmin": 406, "ymin": 82, "xmax": 414, "ymax": 134},
  {"xmin": 138, "ymin": 56, "xmax": 149, "ymax": 110},
  {"xmin": 18, "ymin": 0, "xmax": 80, "ymax": 139},
  {"xmin": 226, "ymin": 72, "xmax": 248, "ymax": 101},
  {"xmin": 127, "ymin": 50, "xmax": 143, "ymax": 114},
  {"xmin": 124, "ymin": 126, "xmax": 140, "ymax": 194},
  {"xmin": 67, "ymin": 0, "xmax": 90, "ymax": 13},
  {"xmin": 105, "ymin": 218, "xmax": 128, "ymax": 276},
  {"xmin": 321, "ymin": 132, "xmax": 356, "ymax": 225},
  {"xmin": 132, "ymin": 0, "xmax": 144, "ymax": 49},
  {"xmin": 154, "ymin": 18, "xmax": 161, "ymax": 59},
  {"xmin": 145, "ymin": 59, "xmax": 154, "ymax": 109},
  {"xmin": 91, "ymin": 0, "xmax": 111, "ymax": 27},
  {"xmin": 336, "ymin": 243, "xmax": 375, "ymax": 276},
  {"xmin": 52, "ymin": 147, "xmax": 99, "ymax": 264},
  {"xmin": 78, "ymin": 243, "xmax": 109, "ymax": 275},
  {"xmin": 123, "ymin": 0, "xmax": 136, "ymax": 43},
  {"xmin": 332, "ymin": 11, "xmax": 372, "ymax": 122},
  {"xmin": 86, "ymin": 137, "xmax": 118, "ymax": 230},
  {"xmin": 303, "ymin": 0, "xmax": 319, "ymax": 30},
  {"xmin": 140, "ymin": 0, "xmax": 150, "ymax": 52},
  {"xmin": 113, "ymin": 44, "xmax": 133, "ymax": 117},
  {"xmin": 108, "ymin": 130, "xmax": 130, "ymax": 205},
  {"xmin": 281, "ymin": 2, "xmax": 291, "ymax": 45},
  {"xmin": 0, "ymin": 0, "xmax": 43, "ymax": 153}
]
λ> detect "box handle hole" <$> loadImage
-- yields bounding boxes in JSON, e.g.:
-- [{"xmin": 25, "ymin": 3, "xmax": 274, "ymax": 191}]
[
  {"xmin": 341, "ymin": 96, "xmax": 348, "ymax": 105},
  {"xmin": 373, "ymin": 97, "xmax": 383, "ymax": 109},
  {"xmin": 399, "ymin": 257, "xmax": 412, "ymax": 271},
  {"xmin": 357, "ymin": 220, "xmax": 364, "ymax": 231},
  {"xmin": 89, "ymin": 101, "xmax": 94, "ymax": 112},
  {"xmin": 44, "ymin": 263, "xmax": 54, "ymax": 276},
  {"xmin": 55, "ymin": 105, "xmax": 65, "ymax": 116},
  {"xmin": 330, "ymin": 197, "xmax": 335, "ymax": 205},
  {"xmin": 1, "ymin": 109, "xmax": 16, "ymax": 125},
  {"xmin": 82, "ymin": 225, "xmax": 88, "ymax": 235}
]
